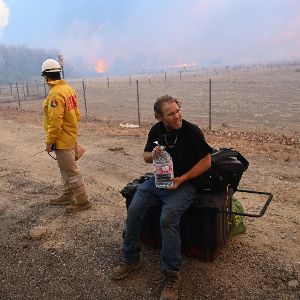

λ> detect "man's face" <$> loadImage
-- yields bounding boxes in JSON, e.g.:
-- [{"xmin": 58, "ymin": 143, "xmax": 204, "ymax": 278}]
[{"xmin": 157, "ymin": 101, "xmax": 182, "ymax": 131}]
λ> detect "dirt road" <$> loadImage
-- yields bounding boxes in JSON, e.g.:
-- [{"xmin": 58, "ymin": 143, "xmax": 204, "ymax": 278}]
[{"xmin": 0, "ymin": 106, "xmax": 299, "ymax": 299}]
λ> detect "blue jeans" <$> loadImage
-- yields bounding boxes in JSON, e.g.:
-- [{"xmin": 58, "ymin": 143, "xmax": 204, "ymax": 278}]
[{"xmin": 122, "ymin": 176, "xmax": 197, "ymax": 272}]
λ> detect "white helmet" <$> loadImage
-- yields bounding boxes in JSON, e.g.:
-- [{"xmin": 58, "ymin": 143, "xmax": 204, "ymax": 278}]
[{"xmin": 41, "ymin": 59, "xmax": 61, "ymax": 75}]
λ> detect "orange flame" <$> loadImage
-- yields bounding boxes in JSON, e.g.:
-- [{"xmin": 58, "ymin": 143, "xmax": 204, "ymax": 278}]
[{"xmin": 95, "ymin": 60, "xmax": 107, "ymax": 73}]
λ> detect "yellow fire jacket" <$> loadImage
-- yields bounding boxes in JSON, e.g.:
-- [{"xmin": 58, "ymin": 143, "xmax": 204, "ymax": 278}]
[{"xmin": 43, "ymin": 79, "xmax": 80, "ymax": 149}]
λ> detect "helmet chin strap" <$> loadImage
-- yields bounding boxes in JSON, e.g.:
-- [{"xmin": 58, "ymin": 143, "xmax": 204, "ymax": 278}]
[{"xmin": 42, "ymin": 74, "xmax": 49, "ymax": 82}]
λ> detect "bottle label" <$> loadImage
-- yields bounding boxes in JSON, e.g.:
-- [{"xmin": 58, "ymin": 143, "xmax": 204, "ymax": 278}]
[{"xmin": 154, "ymin": 162, "xmax": 173, "ymax": 175}]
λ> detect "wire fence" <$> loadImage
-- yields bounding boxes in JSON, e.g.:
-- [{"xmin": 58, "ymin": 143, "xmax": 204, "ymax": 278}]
[
  {"xmin": 0, "ymin": 80, "xmax": 48, "ymax": 105},
  {"xmin": 0, "ymin": 71, "xmax": 299, "ymax": 136}
]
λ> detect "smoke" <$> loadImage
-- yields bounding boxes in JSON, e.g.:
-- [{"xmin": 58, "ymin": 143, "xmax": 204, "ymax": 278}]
[
  {"xmin": 58, "ymin": 20, "xmax": 105, "ymax": 68},
  {"xmin": 6, "ymin": 0, "xmax": 298, "ymax": 76},
  {"xmin": 0, "ymin": 0, "xmax": 9, "ymax": 38}
]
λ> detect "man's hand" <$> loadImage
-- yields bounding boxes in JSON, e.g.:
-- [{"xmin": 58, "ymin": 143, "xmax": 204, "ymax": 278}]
[
  {"xmin": 167, "ymin": 176, "xmax": 185, "ymax": 190},
  {"xmin": 144, "ymin": 146, "xmax": 162, "ymax": 163},
  {"xmin": 152, "ymin": 145, "xmax": 162, "ymax": 159},
  {"xmin": 46, "ymin": 143, "xmax": 53, "ymax": 153}
]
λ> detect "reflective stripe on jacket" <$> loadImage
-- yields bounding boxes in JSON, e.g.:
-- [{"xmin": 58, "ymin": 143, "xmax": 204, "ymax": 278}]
[{"xmin": 43, "ymin": 79, "xmax": 80, "ymax": 149}]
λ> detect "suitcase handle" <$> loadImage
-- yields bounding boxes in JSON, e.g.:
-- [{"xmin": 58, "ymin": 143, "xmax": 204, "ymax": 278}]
[{"xmin": 219, "ymin": 189, "xmax": 273, "ymax": 218}]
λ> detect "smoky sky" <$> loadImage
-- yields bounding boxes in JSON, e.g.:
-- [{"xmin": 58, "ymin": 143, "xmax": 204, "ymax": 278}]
[{"xmin": 1, "ymin": 0, "xmax": 300, "ymax": 73}]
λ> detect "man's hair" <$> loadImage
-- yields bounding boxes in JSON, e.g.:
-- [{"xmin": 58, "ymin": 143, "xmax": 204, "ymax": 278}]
[
  {"xmin": 154, "ymin": 95, "xmax": 181, "ymax": 117},
  {"xmin": 44, "ymin": 72, "xmax": 61, "ymax": 81}
]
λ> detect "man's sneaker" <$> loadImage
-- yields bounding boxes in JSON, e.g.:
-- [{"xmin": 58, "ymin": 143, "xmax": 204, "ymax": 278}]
[
  {"xmin": 111, "ymin": 260, "xmax": 142, "ymax": 280},
  {"xmin": 65, "ymin": 201, "xmax": 92, "ymax": 213},
  {"xmin": 50, "ymin": 196, "xmax": 74, "ymax": 205},
  {"xmin": 160, "ymin": 270, "xmax": 181, "ymax": 300}
]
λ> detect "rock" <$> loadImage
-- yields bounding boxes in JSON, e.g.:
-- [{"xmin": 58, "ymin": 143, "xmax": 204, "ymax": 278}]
[
  {"xmin": 288, "ymin": 280, "xmax": 299, "ymax": 288},
  {"xmin": 29, "ymin": 226, "xmax": 48, "ymax": 240}
]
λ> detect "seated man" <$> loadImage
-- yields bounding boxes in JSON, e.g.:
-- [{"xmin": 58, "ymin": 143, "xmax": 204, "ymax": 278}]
[{"xmin": 111, "ymin": 95, "xmax": 212, "ymax": 300}]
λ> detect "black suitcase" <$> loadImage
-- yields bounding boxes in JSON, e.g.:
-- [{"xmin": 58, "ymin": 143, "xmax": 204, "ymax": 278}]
[{"xmin": 121, "ymin": 174, "xmax": 233, "ymax": 261}]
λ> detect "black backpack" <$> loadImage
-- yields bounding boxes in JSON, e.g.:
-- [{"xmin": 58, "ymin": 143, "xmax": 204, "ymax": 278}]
[{"xmin": 194, "ymin": 147, "xmax": 249, "ymax": 192}]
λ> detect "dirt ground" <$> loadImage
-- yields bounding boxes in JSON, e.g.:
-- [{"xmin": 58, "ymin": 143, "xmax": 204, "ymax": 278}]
[{"xmin": 0, "ymin": 105, "xmax": 299, "ymax": 300}]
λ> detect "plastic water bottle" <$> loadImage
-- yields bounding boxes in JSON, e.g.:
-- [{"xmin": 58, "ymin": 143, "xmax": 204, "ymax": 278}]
[{"xmin": 153, "ymin": 142, "xmax": 174, "ymax": 188}]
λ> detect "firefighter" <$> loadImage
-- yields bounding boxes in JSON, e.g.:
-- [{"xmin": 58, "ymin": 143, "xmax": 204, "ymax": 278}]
[{"xmin": 41, "ymin": 59, "xmax": 91, "ymax": 213}]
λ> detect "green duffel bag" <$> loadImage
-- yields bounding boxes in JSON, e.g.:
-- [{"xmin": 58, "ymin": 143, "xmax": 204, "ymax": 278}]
[{"xmin": 230, "ymin": 196, "xmax": 246, "ymax": 236}]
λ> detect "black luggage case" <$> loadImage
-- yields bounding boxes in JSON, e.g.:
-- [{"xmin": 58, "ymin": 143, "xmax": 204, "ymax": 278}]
[
  {"xmin": 124, "ymin": 187, "xmax": 233, "ymax": 261},
  {"xmin": 121, "ymin": 174, "xmax": 233, "ymax": 261}
]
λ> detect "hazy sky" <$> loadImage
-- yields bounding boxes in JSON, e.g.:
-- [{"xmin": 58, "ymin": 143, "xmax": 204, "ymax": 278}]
[{"xmin": 1, "ymin": 0, "xmax": 300, "ymax": 73}]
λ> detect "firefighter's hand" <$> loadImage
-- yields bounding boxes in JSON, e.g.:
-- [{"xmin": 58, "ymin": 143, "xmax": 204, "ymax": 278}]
[{"xmin": 46, "ymin": 144, "xmax": 53, "ymax": 153}]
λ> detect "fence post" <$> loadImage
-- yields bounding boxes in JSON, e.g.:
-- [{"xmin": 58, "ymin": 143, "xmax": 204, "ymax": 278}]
[
  {"xmin": 82, "ymin": 79, "xmax": 88, "ymax": 116},
  {"xmin": 43, "ymin": 82, "xmax": 47, "ymax": 97},
  {"xmin": 165, "ymin": 72, "xmax": 167, "ymax": 82},
  {"xmin": 10, "ymin": 82, "xmax": 13, "ymax": 95},
  {"xmin": 180, "ymin": 71, "xmax": 182, "ymax": 80},
  {"xmin": 148, "ymin": 75, "xmax": 151, "ymax": 85},
  {"xmin": 129, "ymin": 75, "xmax": 132, "ymax": 86},
  {"xmin": 16, "ymin": 82, "xmax": 20, "ymax": 109},
  {"xmin": 36, "ymin": 80, "xmax": 39, "ymax": 97},
  {"xmin": 208, "ymin": 78, "xmax": 212, "ymax": 129},
  {"xmin": 107, "ymin": 76, "xmax": 110, "ymax": 88},
  {"xmin": 26, "ymin": 82, "xmax": 29, "ymax": 96},
  {"xmin": 136, "ymin": 80, "xmax": 141, "ymax": 127},
  {"xmin": 22, "ymin": 85, "xmax": 26, "ymax": 99}
]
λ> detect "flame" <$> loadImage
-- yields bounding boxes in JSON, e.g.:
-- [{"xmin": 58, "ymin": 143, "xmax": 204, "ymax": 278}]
[
  {"xmin": 95, "ymin": 60, "xmax": 107, "ymax": 73},
  {"xmin": 167, "ymin": 62, "xmax": 198, "ymax": 69}
]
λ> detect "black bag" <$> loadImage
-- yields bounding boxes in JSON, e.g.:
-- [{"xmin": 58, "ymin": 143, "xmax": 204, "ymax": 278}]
[
  {"xmin": 120, "ymin": 173, "xmax": 153, "ymax": 208},
  {"xmin": 194, "ymin": 148, "xmax": 249, "ymax": 192}
]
